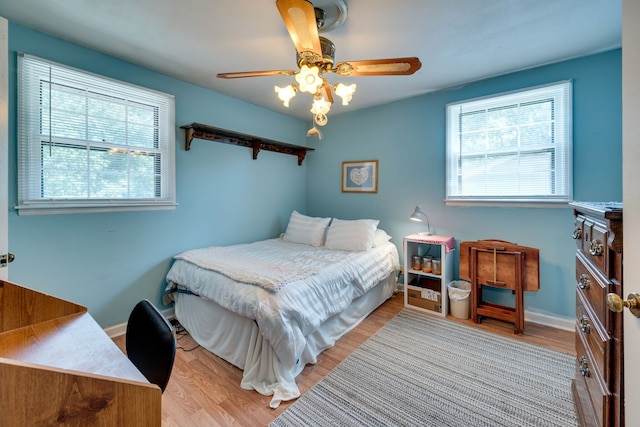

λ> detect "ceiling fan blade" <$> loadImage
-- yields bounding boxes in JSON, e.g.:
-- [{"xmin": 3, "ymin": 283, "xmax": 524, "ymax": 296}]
[
  {"xmin": 333, "ymin": 57, "xmax": 422, "ymax": 77},
  {"xmin": 276, "ymin": 0, "xmax": 322, "ymax": 61},
  {"xmin": 320, "ymin": 79, "xmax": 334, "ymax": 104},
  {"xmin": 217, "ymin": 69, "xmax": 297, "ymax": 79}
]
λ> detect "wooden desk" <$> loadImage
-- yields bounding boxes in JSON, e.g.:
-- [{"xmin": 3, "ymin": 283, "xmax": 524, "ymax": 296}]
[{"xmin": 0, "ymin": 280, "xmax": 161, "ymax": 426}]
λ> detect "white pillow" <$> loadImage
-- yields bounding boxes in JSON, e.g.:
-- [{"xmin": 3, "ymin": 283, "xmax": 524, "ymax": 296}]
[
  {"xmin": 372, "ymin": 228, "xmax": 392, "ymax": 247},
  {"xmin": 282, "ymin": 210, "xmax": 331, "ymax": 247},
  {"xmin": 325, "ymin": 218, "xmax": 380, "ymax": 251}
]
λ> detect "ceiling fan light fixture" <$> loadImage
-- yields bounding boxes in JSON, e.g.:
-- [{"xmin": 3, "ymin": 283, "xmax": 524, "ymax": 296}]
[
  {"xmin": 220, "ymin": 0, "xmax": 421, "ymax": 136},
  {"xmin": 296, "ymin": 64, "xmax": 322, "ymax": 93},
  {"xmin": 274, "ymin": 84, "xmax": 297, "ymax": 107},
  {"xmin": 334, "ymin": 82, "xmax": 356, "ymax": 105}
]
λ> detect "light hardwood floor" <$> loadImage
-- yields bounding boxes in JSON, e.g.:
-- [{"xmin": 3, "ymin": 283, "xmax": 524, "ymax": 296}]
[{"xmin": 113, "ymin": 292, "xmax": 575, "ymax": 426}]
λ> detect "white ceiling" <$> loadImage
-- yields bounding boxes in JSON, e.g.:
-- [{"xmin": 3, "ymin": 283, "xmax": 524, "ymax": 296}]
[{"xmin": 0, "ymin": 0, "xmax": 621, "ymax": 120}]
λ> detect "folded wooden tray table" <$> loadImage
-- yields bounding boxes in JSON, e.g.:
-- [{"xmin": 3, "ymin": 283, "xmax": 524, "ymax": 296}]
[{"xmin": 459, "ymin": 240, "xmax": 539, "ymax": 334}]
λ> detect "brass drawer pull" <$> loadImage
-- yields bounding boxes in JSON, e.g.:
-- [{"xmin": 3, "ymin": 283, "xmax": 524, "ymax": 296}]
[
  {"xmin": 578, "ymin": 274, "xmax": 591, "ymax": 290},
  {"xmin": 579, "ymin": 356, "xmax": 590, "ymax": 377},
  {"xmin": 579, "ymin": 315, "xmax": 591, "ymax": 334},
  {"xmin": 572, "ymin": 228, "xmax": 582, "ymax": 240},
  {"xmin": 589, "ymin": 239, "xmax": 603, "ymax": 256}
]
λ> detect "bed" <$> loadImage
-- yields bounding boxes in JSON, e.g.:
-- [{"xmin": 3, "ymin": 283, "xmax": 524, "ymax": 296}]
[{"xmin": 163, "ymin": 211, "xmax": 400, "ymax": 408}]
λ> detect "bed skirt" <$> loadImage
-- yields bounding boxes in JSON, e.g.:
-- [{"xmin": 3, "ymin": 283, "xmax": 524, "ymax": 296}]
[{"xmin": 174, "ymin": 272, "xmax": 397, "ymax": 408}]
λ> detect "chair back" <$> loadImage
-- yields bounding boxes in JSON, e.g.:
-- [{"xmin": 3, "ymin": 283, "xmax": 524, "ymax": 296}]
[{"xmin": 126, "ymin": 299, "xmax": 176, "ymax": 392}]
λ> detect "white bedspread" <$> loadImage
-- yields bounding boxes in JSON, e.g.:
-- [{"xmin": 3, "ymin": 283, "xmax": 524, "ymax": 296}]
[
  {"xmin": 165, "ymin": 238, "xmax": 400, "ymax": 371},
  {"xmin": 175, "ymin": 241, "xmax": 325, "ymax": 292}
]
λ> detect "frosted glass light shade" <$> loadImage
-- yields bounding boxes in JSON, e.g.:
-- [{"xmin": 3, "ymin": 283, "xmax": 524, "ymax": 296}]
[
  {"xmin": 274, "ymin": 84, "xmax": 297, "ymax": 107},
  {"xmin": 334, "ymin": 83, "xmax": 356, "ymax": 105},
  {"xmin": 295, "ymin": 65, "xmax": 322, "ymax": 93}
]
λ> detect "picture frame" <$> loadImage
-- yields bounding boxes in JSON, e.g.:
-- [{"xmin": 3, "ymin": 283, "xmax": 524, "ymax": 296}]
[{"xmin": 342, "ymin": 160, "xmax": 378, "ymax": 193}]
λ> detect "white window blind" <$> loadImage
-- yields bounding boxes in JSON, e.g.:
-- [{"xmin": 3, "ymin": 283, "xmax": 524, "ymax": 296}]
[
  {"xmin": 17, "ymin": 53, "xmax": 176, "ymax": 215},
  {"xmin": 446, "ymin": 81, "xmax": 572, "ymax": 206}
]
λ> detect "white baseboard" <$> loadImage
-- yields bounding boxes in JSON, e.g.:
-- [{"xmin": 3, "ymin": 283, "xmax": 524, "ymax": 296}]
[
  {"xmin": 525, "ymin": 309, "xmax": 574, "ymax": 332},
  {"xmin": 103, "ymin": 307, "xmax": 176, "ymax": 338}
]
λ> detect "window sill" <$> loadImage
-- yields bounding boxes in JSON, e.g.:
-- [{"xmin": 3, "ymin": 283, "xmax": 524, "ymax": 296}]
[
  {"xmin": 15, "ymin": 202, "xmax": 177, "ymax": 216},
  {"xmin": 445, "ymin": 199, "xmax": 571, "ymax": 209}
]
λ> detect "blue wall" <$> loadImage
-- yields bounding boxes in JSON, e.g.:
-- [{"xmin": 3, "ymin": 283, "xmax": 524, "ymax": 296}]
[
  {"xmin": 307, "ymin": 49, "xmax": 622, "ymax": 319},
  {"xmin": 5, "ymin": 22, "xmax": 621, "ymax": 326},
  {"xmin": 6, "ymin": 24, "xmax": 309, "ymax": 327}
]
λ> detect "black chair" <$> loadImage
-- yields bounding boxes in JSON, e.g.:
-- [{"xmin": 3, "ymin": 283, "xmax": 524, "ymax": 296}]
[{"xmin": 126, "ymin": 299, "xmax": 176, "ymax": 393}]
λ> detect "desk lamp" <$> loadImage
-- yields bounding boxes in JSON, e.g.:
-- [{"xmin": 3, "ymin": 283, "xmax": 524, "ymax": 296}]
[{"xmin": 410, "ymin": 205, "xmax": 431, "ymax": 235}]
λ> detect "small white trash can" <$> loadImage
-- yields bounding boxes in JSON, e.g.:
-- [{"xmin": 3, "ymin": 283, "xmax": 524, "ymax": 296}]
[{"xmin": 447, "ymin": 280, "xmax": 472, "ymax": 320}]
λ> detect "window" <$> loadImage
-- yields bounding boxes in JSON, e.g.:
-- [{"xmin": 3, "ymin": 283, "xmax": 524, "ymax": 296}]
[
  {"xmin": 446, "ymin": 81, "xmax": 572, "ymax": 206},
  {"xmin": 17, "ymin": 53, "xmax": 176, "ymax": 215}
]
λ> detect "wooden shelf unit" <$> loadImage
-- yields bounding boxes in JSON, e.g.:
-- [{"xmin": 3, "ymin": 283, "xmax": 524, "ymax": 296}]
[
  {"xmin": 181, "ymin": 122, "xmax": 314, "ymax": 165},
  {"xmin": 403, "ymin": 234, "xmax": 455, "ymax": 317}
]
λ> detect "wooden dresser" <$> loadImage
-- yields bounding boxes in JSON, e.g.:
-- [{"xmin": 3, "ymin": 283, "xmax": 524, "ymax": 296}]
[{"xmin": 570, "ymin": 202, "xmax": 623, "ymax": 427}]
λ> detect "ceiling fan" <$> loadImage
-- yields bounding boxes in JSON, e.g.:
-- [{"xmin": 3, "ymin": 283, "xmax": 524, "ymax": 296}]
[{"xmin": 217, "ymin": 0, "xmax": 422, "ymax": 136}]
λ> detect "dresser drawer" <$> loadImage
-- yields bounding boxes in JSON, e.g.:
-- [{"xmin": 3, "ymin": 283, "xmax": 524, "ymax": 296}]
[
  {"xmin": 575, "ymin": 326, "xmax": 611, "ymax": 426},
  {"xmin": 581, "ymin": 217, "xmax": 609, "ymax": 276},
  {"xmin": 576, "ymin": 251, "xmax": 612, "ymax": 332},
  {"xmin": 576, "ymin": 290, "xmax": 611, "ymax": 381}
]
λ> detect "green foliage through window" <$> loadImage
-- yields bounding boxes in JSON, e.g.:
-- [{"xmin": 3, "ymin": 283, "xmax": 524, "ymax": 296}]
[
  {"xmin": 446, "ymin": 82, "xmax": 572, "ymax": 204},
  {"xmin": 17, "ymin": 54, "xmax": 175, "ymax": 214}
]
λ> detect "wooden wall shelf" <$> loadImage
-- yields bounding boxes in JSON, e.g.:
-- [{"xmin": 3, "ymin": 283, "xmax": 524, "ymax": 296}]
[{"xmin": 181, "ymin": 122, "xmax": 314, "ymax": 165}]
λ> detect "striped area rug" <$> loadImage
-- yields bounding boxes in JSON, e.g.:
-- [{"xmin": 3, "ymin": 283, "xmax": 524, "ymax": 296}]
[{"xmin": 271, "ymin": 310, "xmax": 577, "ymax": 427}]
